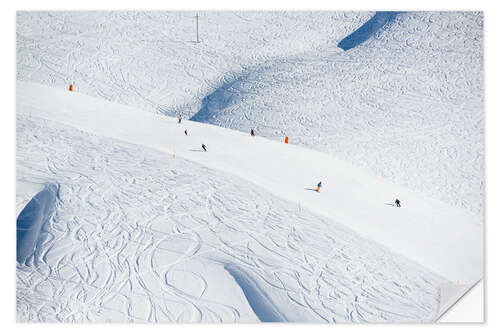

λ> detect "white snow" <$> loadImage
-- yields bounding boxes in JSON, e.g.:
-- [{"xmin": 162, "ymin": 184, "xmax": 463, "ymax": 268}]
[
  {"xmin": 16, "ymin": 11, "xmax": 371, "ymax": 114},
  {"xmin": 16, "ymin": 82, "xmax": 481, "ymax": 322},
  {"xmin": 17, "ymin": 11, "xmax": 484, "ymax": 215},
  {"xmin": 190, "ymin": 12, "xmax": 484, "ymax": 215},
  {"xmin": 16, "ymin": 111, "xmax": 445, "ymax": 323},
  {"xmin": 16, "ymin": 180, "xmax": 44, "ymax": 216},
  {"xmin": 17, "ymin": 81, "xmax": 482, "ymax": 283},
  {"xmin": 16, "ymin": 11, "xmax": 483, "ymax": 323}
]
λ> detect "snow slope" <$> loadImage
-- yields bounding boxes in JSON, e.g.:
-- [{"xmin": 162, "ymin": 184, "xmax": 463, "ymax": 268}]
[
  {"xmin": 17, "ymin": 81, "xmax": 482, "ymax": 283},
  {"xmin": 189, "ymin": 12, "xmax": 484, "ymax": 215},
  {"xmin": 16, "ymin": 82, "xmax": 482, "ymax": 322},
  {"xmin": 16, "ymin": 11, "xmax": 483, "ymax": 322},
  {"xmin": 16, "ymin": 11, "xmax": 370, "ymax": 115},
  {"xmin": 16, "ymin": 113, "xmax": 446, "ymax": 323},
  {"xmin": 16, "ymin": 11, "xmax": 484, "ymax": 217}
]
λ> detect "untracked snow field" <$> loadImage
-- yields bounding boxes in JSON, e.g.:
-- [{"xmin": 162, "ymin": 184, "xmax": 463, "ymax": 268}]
[{"xmin": 16, "ymin": 11, "xmax": 483, "ymax": 323}]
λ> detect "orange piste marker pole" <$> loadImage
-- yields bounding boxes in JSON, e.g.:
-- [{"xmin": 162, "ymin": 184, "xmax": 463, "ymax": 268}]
[
  {"xmin": 69, "ymin": 84, "xmax": 73, "ymax": 91},
  {"xmin": 285, "ymin": 136, "xmax": 289, "ymax": 144}
]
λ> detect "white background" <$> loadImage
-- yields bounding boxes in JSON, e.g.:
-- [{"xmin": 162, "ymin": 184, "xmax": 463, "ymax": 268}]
[
  {"xmin": 439, "ymin": 280, "xmax": 484, "ymax": 322},
  {"xmin": 2, "ymin": 0, "xmax": 497, "ymax": 331}
]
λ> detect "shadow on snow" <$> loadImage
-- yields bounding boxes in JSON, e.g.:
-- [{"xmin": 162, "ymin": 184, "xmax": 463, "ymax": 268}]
[{"xmin": 338, "ymin": 11, "xmax": 399, "ymax": 51}]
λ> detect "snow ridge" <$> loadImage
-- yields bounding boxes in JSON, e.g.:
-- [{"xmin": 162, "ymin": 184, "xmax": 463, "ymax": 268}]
[{"xmin": 224, "ymin": 264, "xmax": 287, "ymax": 322}]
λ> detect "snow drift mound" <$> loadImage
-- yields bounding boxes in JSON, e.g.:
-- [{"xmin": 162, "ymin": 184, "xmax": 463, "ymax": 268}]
[
  {"xmin": 188, "ymin": 11, "xmax": 484, "ymax": 215},
  {"xmin": 224, "ymin": 264, "xmax": 288, "ymax": 322},
  {"xmin": 17, "ymin": 184, "xmax": 58, "ymax": 264}
]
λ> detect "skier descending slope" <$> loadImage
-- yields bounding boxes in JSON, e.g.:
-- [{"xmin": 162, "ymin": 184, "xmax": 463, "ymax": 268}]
[
  {"xmin": 184, "ymin": 129, "xmax": 188, "ymax": 135},
  {"xmin": 316, "ymin": 181, "xmax": 322, "ymax": 192},
  {"xmin": 202, "ymin": 143, "xmax": 207, "ymax": 152},
  {"xmin": 395, "ymin": 198, "xmax": 401, "ymax": 207},
  {"xmin": 250, "ymin": 129, "xmax": 255, "ymax": 136}
]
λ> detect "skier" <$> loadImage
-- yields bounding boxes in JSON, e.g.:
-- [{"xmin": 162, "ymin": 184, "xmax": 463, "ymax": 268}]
[
  {"xmin": 395, "ymin": 198, "xmax": 401, "ymax": 207},
  {"xmin": 250, "ymin": 129, "xmax": 255, "ymax": 136},
  {"xmin": 178, "ymin": 115, "xmax": 182, "ymax": 124},
  {"xmin": 316, "ymin": 181, "xmax": 322, "ymax": 192},
  {"xmin": 184, "ymin": 129, "xmax": 188, "ymax": 136},
  {"xmin": 202, "ymin": 143, "xmax": 207, "ymax": 152}
]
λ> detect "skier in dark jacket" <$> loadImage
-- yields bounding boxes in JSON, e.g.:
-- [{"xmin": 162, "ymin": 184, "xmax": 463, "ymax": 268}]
[
  {"xmin": 202, "ymin": 144, "xmax": 207, "ymax": 152},
  {"xmin": 250, "ymin": 129, "xmax": 255, "ymax": 136},
  {"xmin": 395, "ymin": 198, "xmax": 401, "ymax": 207},
  {"xmin": 184, "ymin": 129, "xmax": 188, "ymax": 135},
  {"xmin": 178, "ymin": 115, "xmax": 182, "ymax": 124}
]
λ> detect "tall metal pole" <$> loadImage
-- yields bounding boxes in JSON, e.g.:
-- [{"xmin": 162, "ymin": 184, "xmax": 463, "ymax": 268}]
[{"xmin": 195, "ymin": 13, "xmax": 199, "ymax": 43}]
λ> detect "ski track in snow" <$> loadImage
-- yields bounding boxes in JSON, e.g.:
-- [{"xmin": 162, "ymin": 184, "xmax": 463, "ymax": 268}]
[{"xmin": 17, "ymin": 115, "xmax": 446, "ymax": 323}]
